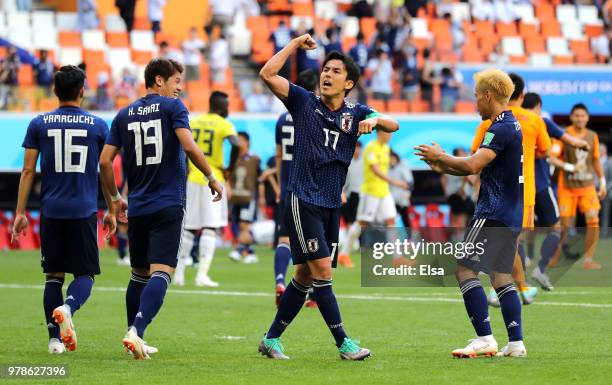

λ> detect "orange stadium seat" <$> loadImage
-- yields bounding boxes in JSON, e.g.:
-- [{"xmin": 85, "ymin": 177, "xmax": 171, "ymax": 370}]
[
  {"xmin": 292, "ymin": 1, "xmax": 314, "ymax": 17},
  {"xmin": 524, "ymin": 36, "xmax": 546, "ymax": 54},
  {"xmin": 474, "ymin": 20, "xmax": 495, "ymax": 39},
  {"xmin": 519, "ymin": 23, "xmax": 538, "ymax": 38},
  {"xmin": 429, "ymin": 18, "xmax": 451, "ymax": 39},
  {"xmin": 496, "ymin": 22, "xmax": 518, "ymax": 37},
  {"xmin": 462, "ymin": 47, "xmax": 484, "ymax": 63},
  {"xmin": 267, "ymin": 0, "xmax": 291, "ymax": 13},
  {"xmin": 360, "ymin": 17, "xmax": 377, "ymax": 42},
  {"xmin": 410, "ymin": 100, "xmax": 430, "ymax": 113},
  {"xmin": 553, "ymin": 55, "xmax": 573, "ymax": 65},
  {"xmin": 131, "ymin": 50, "xmax": 154, "ymax": 65},
  {"xmin": 82, "ymin": 49, "xmax": 105, "ymax": 65},
  {"xmin": 541, "ymin": 21, "xmax": 561, "ymax": 37},
  {"xmin": 570, "ymin": 39, "xmax": 591, "ymax": 56},
  {"xmin": 106, "ymin": 32, "xmax": 129, "ymax": 48},
  {"xmin": 411, "ymin": 37, "xmax": 431, "ymax": 51},
  {"xmin": 342, "ymin": 36, "xmax": 356, "ymax": 53},
  {"xmin": 574, "ymin": 54, "xmax": 595, "ymax": 64},
  {"xmin": 455, "ymin": 101, "xmax": 476, "ymax": 113},
  {"xmin": 367, "ymin": 99, "xmax": 386, "ymax": 113},
  {"xmin": 252, "ymin": 41, "xmax": 274, "ymax": 64},
  {"xmin": 58, "ymin": 31, "xmax": 81, "ymax": 47},
  {"xmin": 387, "ymin": 99, "xmax": 409, "ymax": 113},
  {"xmin": 133, "ymin": 17, "xmax": 151, "ymax": 30},
  {"xmin": 535, "ymin": 2, "xmax": 556, "ymax": 22},
  {"xmin": 17, "ymin": 64, "xmax": 33, "ymax": 86},
  {"xmin": 584, "ymin": 24, "xmax": 604, "ymax": 38},
  {"xmin": 268, "ymin": 15, "xmax": 289, "ymax": 30},
  {"xmin": 509, "ymin": 55, "xmax": 528, "ymax": 64}
]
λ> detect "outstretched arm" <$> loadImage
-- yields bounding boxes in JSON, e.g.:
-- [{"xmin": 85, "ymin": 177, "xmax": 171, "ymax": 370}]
[
  {"xmin": 259, "ymin": 34, "xmax": 317, "ymax": 100},
  {"xmin": 415, "ymin": 142, "xmax": 497, "ymax": 175}
]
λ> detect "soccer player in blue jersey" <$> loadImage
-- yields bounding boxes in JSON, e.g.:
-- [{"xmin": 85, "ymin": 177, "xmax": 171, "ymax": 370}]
[
  {"xmin": 416, "ymin": 69, "xmax": 527, "ymax": 358},
  {"xmin": 12, "ymin": 65, "xmax": 114, "ymax": 354},
  {"xmin": 273, "ymin": 68, "xmax": 319, "ymax": 307},
  {"xmin": 258, "ymin": 34, "xmax": 399, "ymax": 360},
  {"xmin": 521, "ymin": 92, "xmax": 589, "ymax": 290},
  {"xmin": 99, "ymin": 58, "xmax": 223, "ymax": 360}
]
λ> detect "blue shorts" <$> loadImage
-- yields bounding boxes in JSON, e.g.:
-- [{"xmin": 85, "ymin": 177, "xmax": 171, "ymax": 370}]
[
  {"xmin": 535, "ymin": 187, "xmax": 560, "ymax": 227},
  {"xmin": 276, "ymin": 197, "xmax": 289, "ymax": 238},
  {"xmin": 40, "ymin": 213, "xmax": 99, "ymax": 275},
  {"xmin": 284, "ymin": 193, "xmax": 340, "ymax": 267},
  {"xmin": 128, "ymin": 205, "xmax": 184, "ymax": 269}
]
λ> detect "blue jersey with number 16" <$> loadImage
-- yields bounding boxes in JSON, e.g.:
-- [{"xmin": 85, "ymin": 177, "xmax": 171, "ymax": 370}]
[{"xmin": 106, "ymin": 93, "xmax": 190, "ymax": 216}]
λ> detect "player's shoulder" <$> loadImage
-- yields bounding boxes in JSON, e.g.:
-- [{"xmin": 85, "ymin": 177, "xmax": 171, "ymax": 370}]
[{"xmin": 491, "ymin": 111, "xmax": 521, "ymax": 135}]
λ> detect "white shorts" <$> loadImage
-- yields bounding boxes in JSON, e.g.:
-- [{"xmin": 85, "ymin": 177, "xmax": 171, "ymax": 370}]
[
  {"xmin": 184, "ymin": 180, "xmax": 228, "ymax": 229},
  {"xmin": 356, "ymin": 193, "xmax": 397, "ymax": 223}
]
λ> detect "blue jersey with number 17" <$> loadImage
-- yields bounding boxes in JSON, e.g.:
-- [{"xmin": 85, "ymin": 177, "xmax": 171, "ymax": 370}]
[
  {"xmin": 106, "ymin": 93, "xmax": 190, "ymax": 217},
  {"xmin": 22, "ymin": 106, "xmax": 108, "ymax": 219},
  {"xmin": 282, "ymin": 83, "xmax": 380, "ymax": 208}
]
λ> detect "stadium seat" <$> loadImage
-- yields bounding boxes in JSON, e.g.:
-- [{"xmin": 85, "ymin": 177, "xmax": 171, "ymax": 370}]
[
  {"xmin": 411, "ymin": 18, "xmax": 430, "ymax": 39},
  {"xmin": 509, "ymin": 55, "xmax": 528, "ymax": 64},
  {"xmin": 501, "ymin": 36, "xmax": 524, "ymax": 56},
  {"xmin": 6, "ymin": 11, "xmax": 29, "ymax": 29},
  {"xmin": 529, "ymin": 53, "xmax": 552, "ymax": 67},
  {"xmin": 577, "ymin": 5, "xmax": 600, "ymax": 25},
  {"xmin": 130, "ymin": 30, "xmax": 156, "ymax": 52},
  {"xmin": 387, "ymin": 99, "xmax": 409, "ymax": 113},
  {"xmin": 367, "ymin": 99, "xmax": 386, "ymax": 113},
  {"xmin": 584, "ymin": 24, "xmax": 604, "ymax": 38},
  {"xmin": 290, "ymin": 16, "xmax": 313, "ymax": 30},
  {"xmin": 541, "ymin": 20, "xmax": 561, "ymax": 37},
  {"xmin": 341, "ymin": 16, "xmax": 359, "ymax": 38},
  {"xmin": 131, "ymin": 50, "xmax": 154, "ymax": 65},
  {"xmin": 513, "ymin": 3, "xmax": 536, "ymax": 23},
  {"xmin": 0, "ymin": 13, "xmax": 6, "ymax": 36},
  {"xmin": 524, "ymin": 35, "xmax": 546, "ymax": 54},
  {"xmin": 462, "ymin": 46, "xmax": 484, "ymax": 63},
  {"xmin": 561, "ymin": 23, "xmax": 584, "ymax": 40},
  {"xmin": 33, "ymin": 29, "xmax": 58, "ymax": 50},
  {"xmin": 108, "ymin": 48, "xmax": 133, "ymax": 79},
  {"xmin": 341, "ymin": 36, "xmax": 356, "ymax": 52},
  {"xmin": 17, "ymin": 64, "xmax": 33, "ymax": 85},
  {"xmin": 547, "ymin": 37, "xmax": 570, "ymax": 56},
  {"xmin": 450, "ymin": 2, "xmax": 470, "ymax": 23},
  {"xmin": 360, "ymin": 17, "xmax": 377, "ymax": 42},
  {"xmin": 8, "ymin": 28, "xmax": 33, "ymax": 50},
  {"xmin": 105, "ymin": 14, "xmax": 128, "ymax": 32},
  {"xmin": 454, "ymin": 100, "xmax": 475, "ymax": 113},
  {"xmin": 474, "ymin": 20, "xmax": 495, "ymax": 39},
  {"xmin": 556, "ymin": 4, "xmax": 577, "ymax": 23},
  {"xmin": 32, "ymin": 11, "xmax": 55, "ymax": 30},
  {"xmin": 429, "ymin": 18, "xmax": 451, "ymax": 39},
  {"xmin": 268, "ymin": 16, "xmax": 289, "ymax": 30},
  {"xmin": 59, "ymin": 31, "xmax": 81, "ymax": 47},
  {"xmin": 82, "ymin": 29, "xmax": 107, "ymax": 50},
  {"xmin": 553, "ymin": 55, "xmax": 573, "ymax": 65},
  {"xmin": 314, "ymin": 0, "xmax": 337, "ymax": 20},
  {"xmin": 292, "ymin": 1, "xmax": 314, "ymax": 17},
  {"xmin": 518, "ymin": 23, "xmax": 538, "ymax": 38},
  {"xmin": 229, "ymin": 27, "xmax": 252, "ymax": 56},
  {"xmin": 83, "ymin": 49, "xmax": 105, "ymax": 65},
  {"xmin": 106, "ymin": 32, "xmax": 129, "ymax": 48},
  {"xmin": 56, "ymin": 12, "xmax": 78, "ymax": 31},
  {"xmin": 535, "ymin": 2, "xmax": 556, "ymax": 22},
  {"xmin": 496, "ymin": 22, "xmax": 517, "ymax": 37},
  {"xmin": 411, "ymin": 37, "xmax": 430, "ymax": 51}
]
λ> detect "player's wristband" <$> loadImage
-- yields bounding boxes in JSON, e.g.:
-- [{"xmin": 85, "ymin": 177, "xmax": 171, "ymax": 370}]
[
  {"xmin": 563, "ymin": 163, "xmax": 576, "ymax": 173},
  {"xmin": 600, "ymin": 177, "xmax": 607, "ymax": 188},
  {"xmin": 111, "ymin": 192, "xmax": 122, "ymax": 202},
  {"xmin": 206, "ymin": 173, "xmax": 216, "ymax": 183}
]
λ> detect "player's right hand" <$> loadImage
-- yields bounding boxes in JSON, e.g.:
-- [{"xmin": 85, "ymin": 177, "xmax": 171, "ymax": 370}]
[
  {"xmin": 209, "ymin": 180, "xmax": 224, "ymax": 202},
  {"xmin": 103, "ymin": 212, "xmax": 117, "ymax": 240},
  {"xmin": 296, "ymin": 34, "xmax": 317, "ymax": 50},
  {"xmin": 11, "ymin": 213, "xmax": 28, "ymax": 244},
  {"xmin": 116, "ymin": 198, "xmax": 128, "ymax": 223}
]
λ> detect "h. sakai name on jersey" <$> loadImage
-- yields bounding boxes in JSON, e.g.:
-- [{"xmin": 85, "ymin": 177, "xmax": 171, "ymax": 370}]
[{"xmin": 128, "ymin": 103, "xmax": 160, "ymax": 116}]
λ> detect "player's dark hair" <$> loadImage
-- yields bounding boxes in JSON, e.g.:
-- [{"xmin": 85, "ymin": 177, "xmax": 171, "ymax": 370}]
[
  {"xmin": 144, "ymin": 57, "xmax": 184, "ymax": 88},
  {"xmin": 322, "ymin": 51, "xmax": 360, "ymax": 96},
  {"xmin": 296, "ymin": 69, "xmax": 318, "ymax": 92},
  {"xmin": 238, "ymin": 131, "xmax": 250, "ymax": 142},
  {"xmin": 390, "ymin": 151, "xmax": 400, "ymax": 161},
  {"xmin": 53, "ymin": 65, "xmax": 86, "ymax": 102},
  {"xmin": 570, "ymin": 103, "xmax": 589, "ymax": 115},
  {"xmin": 210, "ymin": 91, "xmax": 229, "ymax": 116},
  {"xmin": 508, "ymin": 73, "xmax": 525, "ymax": 101},
  {"xmin": 522, "ymin": 92, "xmax": 542, "ymax": 110},
  {"xmin": 356, "ymin": 31, "xmax": 364, "ymax": 41}
]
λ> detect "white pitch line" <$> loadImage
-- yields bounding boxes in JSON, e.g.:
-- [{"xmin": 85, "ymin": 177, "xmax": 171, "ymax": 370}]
[{"xmin": 1, "ymin": 283, "xmax": 611, "ymax": 309}]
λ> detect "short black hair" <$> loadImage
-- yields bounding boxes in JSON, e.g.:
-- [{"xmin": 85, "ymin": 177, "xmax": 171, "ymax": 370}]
[
  {"xmin": 356, "ymin": 31, "xmax": 364, "ymax": 41},
  {"xmin": 54, "ymin": 65, "xmax": 85, "ymax": 102},
  {"xmin": 238, "ymin": 131, "xmax": 250, "ymax": 142},
  {"xmin": 390, "ymin": 150, "xmax": 400, "ymax": 160},
  {"xmin": 522, "ymin": 92, "xmax": 542, "ymax": 109},
  {"xmin": 509, "ymin": 73, "xmax": 525, "ymax": 101},
  {"xmin": 321, "ymin": 51, "xmax": 360, "ymax": 96},
  {"xmin": 144, "ymin": 57, "xmax": 183, "ymax": 88},
  {"xmin": 570, "ymin": 103, "xmax": 589, "ymax": 115},
  {"xmin": 210, "ymin": 91, "xmax": 229, "ymax": 116},
  {"xmin": 296, "ymin": 69, "xmax": 318, "ymax": 92}
]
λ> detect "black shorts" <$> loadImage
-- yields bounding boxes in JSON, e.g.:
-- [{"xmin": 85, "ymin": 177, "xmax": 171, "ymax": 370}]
[
  {"xmin": 128, "ymin": 205, "xmax": 184, "ymax": 269},
  {"xmin": 231, "ymin": 200, "xmax": 257, "ymax": 223},
  {"xmin": 340, "ymin": 192, "xmax": 360, "ymax": 224},
  {"xmin": 448, "ymin": 193, "xmax": 475, "ymax": 215},
  {"xmin": 457, "ymin": 218, "xmax": 520, "ymax": 274},
  {"xmin": 276, "ymin": 197, "xmax": 289, "ymax": 238},
  {"xmin": 284, "ymin": 193, "xmax": 340, "ymax": 267},
  {"xmin": 535, "ymin": 187, "xmax": 560, "ymax": 227},
  {"xmin": 40, "ymin": 214, "xmax": 99, "ymax": 275}
]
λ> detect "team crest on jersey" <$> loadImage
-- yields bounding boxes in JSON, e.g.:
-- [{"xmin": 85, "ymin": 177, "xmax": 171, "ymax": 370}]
[
  {"xmin": 340, "ymin": 113, "xmax": 353, "ymax": 133},
  {"xmin": 307, "ymin": 238, "xmax": 319, "ymax": 253}
]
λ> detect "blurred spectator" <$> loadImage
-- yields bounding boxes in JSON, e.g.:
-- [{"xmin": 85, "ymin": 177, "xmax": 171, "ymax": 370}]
[
  {"xmin": 391, "ymin": 10, "xmax": 412, "ymax": 53},
  {"xmin": 159, "ymin": 41, "xmax": 184, "ymax": 63},
  {"xmin": 592, "ymin": 31, "xmax": 611, "ymax": 63},
  {"xmin": 116, "ymin": 0, "xmax": 136, "ymax": 32},
  {"xmin": 443, "ymin": 13, "xmax": 465, "ymax": 52},
  {"xmin": 93, "ymin": 72, "xmax": 114, "ymax": 111},
  {"xmin": 245, "ymin": 81, "xmax": 272, "ymax": 113},
  {"xmin": 439, "ymin": 67, "xmax": 460, "ymax": 113},
  {"xmin": 367, "ymin": 49, "xmax": 393, "ymax": 101},
  {"xmin": 400, "ymin": 44, "xmax": 419, "ymax": 101},
  {"xmin": 348, "ymin": 0, "xmax": 374, "ymax": 18},
  {"xmin": 389, "ymin": 151, "xmax": 413, "ymax": 231},
  {"xmin": 349, "ymin": 32, "xmax": 369, "ymax": 74},
  {"xmin": 114, "ymin": 68, "xmax": 138, "ymax": 100},
  {"xmin": 34, "ymin": 50, "xmax": 55, "ymax": 99},
  {"xmin": 419, "ymin": 48, "xmax": 435, "ymax": 111},
  {"xmin": 494, "ymin": 0, "xmax": 518, "ymax": 23},
  {"xmin": 471, "ymin": 0, "xmax": 495, "ymax": 21},
  {"xmin": 488, "ymin": 43, "xmax": 509, "ymax": 65},
  {"xmin": 77, "ymin": 0, "xmax": 99, "ymax": 31},
  {"xmin": 16, "ymin": 0, "xmax": 32, "ymax": 11},
  {"xmin": 206, "ymin": 0, "xmax": 239, "ymax": 36},
  {"xmin": 369, "ymin": 35, "xmax": 390, "ymax": 58},
  {"xmin": 183, "ymin": 27, "xmax": 206, "ymax": 82},
  {"xmin": 210, "ymin": 33, "xmax": 230, "ymax": 84},
  {"xmin": 602, "ymin": 144, "xmax": 612, "ymax": 237},
  {"xmin": 404, "ymin": 0, "xmax": 427, "ymax": 17},
  {"xmin": 0, "ymin": 46, "xmax": 20, "ymax": 110},
  {"xmin": 296, "ymin": 27, "xmax": 321, "ymax": 74},
  {"xmin": 604, "ymin": 0, "xmax": 612, "ymax": 27},
  {"xmin": 270, "ymin": 20, "xmax": 292, "ymax": 79},
  {"xmin": 323, "ymin": 27, "xmax": 343, "ymax": 56},
  {"xmin": 148, "ymin": 0, "xmax": 167, "ymax": 34}
]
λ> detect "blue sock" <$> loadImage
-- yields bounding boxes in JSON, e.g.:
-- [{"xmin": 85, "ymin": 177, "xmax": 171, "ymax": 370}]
[
  {"xmin": 266, "ymin": 278, "xmax": 308, "ymax": 338},
  {"xmin": 65, "ymin": 275, "xmax": 94, "ymax": 316},
  {"xmin": 312, "ymin": 279, "xmax": 348, "ymax": 347},
  {"xmin": 133, "ymin": 271, "xmax": 170, "ymax": 338},
  {"xmin": 44, "ymin": 275, "xmax": 64, "ymax": 340},
  {"xmin": 459, "ymin": 278, "xmax": 491, "ymax": 336},
  {"xmin": 496, "ymin": 284, "xmax": 523, "ymax": 342},
  {"xmin": 117, "ymin": 233, "xmax": 128, "ymax": 259},
  {"xmin": 539, "ymin": 231, "xmax": 560, "ymax": 273},
  {"xmin": 274, "ymin": 243, "xmax": 292, "ymax": 286},
  {"xmin": 126, "ymin": 272, "xmax": 149, "ymax": 328}
]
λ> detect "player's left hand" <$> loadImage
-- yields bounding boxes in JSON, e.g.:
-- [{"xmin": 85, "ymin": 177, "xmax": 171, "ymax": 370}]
[
  {"xmin": 11, "ymin": 213, "xmax": 28, "ymax": 244},
  {"xmin": 209, "ymin": 180, "xmax": 224, "ymax": 202},
  {"xmin": 414, "ymin": 141, "xmax": 444, "ymax": 163},
  {"xmin": 102, "ymin": 211, "xmax": 117, "ymax": 240},
  {"xmin": 116, "ymin": 198, "xmax": 128, "ymax": 223},
  {"xmin": 358, "ymin": 118, "xmax": 378, "ymax": 135},
  {"xmin": 599, "ymin": 183, "xmax": 607, "ymax": 199},
  {"xmin": 341, "ymin": 192, "xmax": 347, "ymax": 205}
]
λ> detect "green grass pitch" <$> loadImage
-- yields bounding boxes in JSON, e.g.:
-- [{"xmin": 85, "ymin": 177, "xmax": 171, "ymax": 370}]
[{"xmin": 1, "ymin": 246, "xmax": 611, "ymax": 385}]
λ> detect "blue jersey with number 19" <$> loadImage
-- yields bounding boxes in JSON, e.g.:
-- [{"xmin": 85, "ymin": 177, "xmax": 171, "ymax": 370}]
[
  {"xmin": 275, "ymin": 111, "xmax": 293, "ymax": 201},
  {"xmin": 282, "ymin": 83, "xmax": 380, "ymax": 208},
  {"xmin": 22, "ymin": 106, "xmax": 108, "ymax": 219},
  {"xmin": 106, "ymin": 93, "xmax": 190, "ymax": 216}
]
